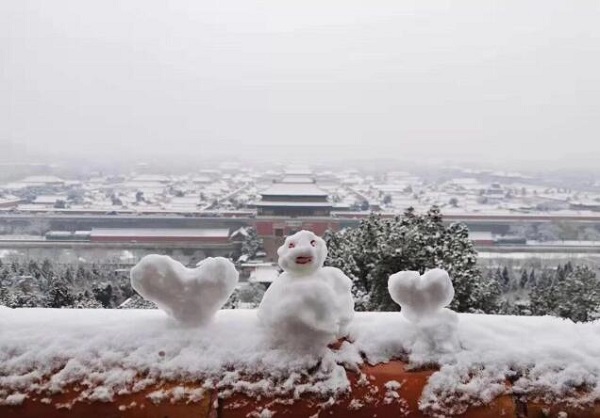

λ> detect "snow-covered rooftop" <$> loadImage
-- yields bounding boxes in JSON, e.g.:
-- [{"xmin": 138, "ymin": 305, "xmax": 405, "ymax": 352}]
[
  {"xmin": 90, "ymin": 228, "xmax": 231, "ymax": 238},
  {"xmin": 32, "ymin": 195, "xmax": 65, "ymax": 205},
  {"xmin": 280, "ymin": 176, "xmax": 315, "ymax": 184},
  {"xmin": 468, "ymin": 231, "xmax": 494, "ymax": 241},
  {"xmin": 130, "ymin": 175, "xmax": 171, "ymax": 183},
  {"xmin": 19, "ymin": 175, "xmax": 65, "ymax": 184},
  {"xmin": 261, "ymin": 183, "xmax": 328, "ymax": 197},
  {"xmin": 248, "ymin": 265, "xmax": 280, "ymax": 283},
  {"xmin": 254, "ymin": 201, "xmax": 333, "ymax": 207}
]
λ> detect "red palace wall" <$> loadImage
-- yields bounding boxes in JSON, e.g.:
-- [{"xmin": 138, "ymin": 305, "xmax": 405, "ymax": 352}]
[
  {"xmin": 253, "ymin": 220, "xmax": 340, "ymax": 260},
  {"xmin": 90, "ymin": 236, "xmax": 231, "ymax": 244}
]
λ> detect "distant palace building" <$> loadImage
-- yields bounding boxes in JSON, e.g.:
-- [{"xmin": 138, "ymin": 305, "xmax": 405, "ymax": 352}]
[
  {"xmin": 254, "ymin": 177, "xmax": 332, "ymax": 218},
  {"xmin": 252, "ymin": 175, "xmax": 338, "ymax": 260}
]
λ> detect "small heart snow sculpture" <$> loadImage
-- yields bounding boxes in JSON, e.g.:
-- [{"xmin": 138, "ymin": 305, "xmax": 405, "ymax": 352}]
[
  {"xmin": 130, "ymin": 254, "xmax": 238, "ymax": 326},
  {"xmin": 387, "ymin": 268, "xmax": 454, "ymax": 322}
]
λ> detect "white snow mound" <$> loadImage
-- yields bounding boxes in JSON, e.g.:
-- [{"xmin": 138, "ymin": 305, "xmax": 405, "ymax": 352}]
[
  {"xmin": 259, "ymin": 230, "xmax": 354, "ymax": 351},
  {"xmin": 130, "ymin": 254, "xmax": 238, "ymax": 326}
]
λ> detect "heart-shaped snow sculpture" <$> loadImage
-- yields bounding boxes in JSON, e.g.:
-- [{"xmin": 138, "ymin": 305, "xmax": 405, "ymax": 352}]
[
  {"xmin": 130, "ymin": 254, "xmax": 238, "ymax": 326},
  {"xmin": 387, "ymin": 268, "xmax": 454, "ymax": 323}
]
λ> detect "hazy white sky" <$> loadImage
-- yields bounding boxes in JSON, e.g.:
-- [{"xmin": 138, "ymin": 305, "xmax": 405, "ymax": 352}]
[{"xmin": 1, "ymin": 0, "xmax": 600, "ymax": 166}]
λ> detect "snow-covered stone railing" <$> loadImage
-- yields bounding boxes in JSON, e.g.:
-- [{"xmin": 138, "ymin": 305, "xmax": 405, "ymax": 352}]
[{"xmin": 2, "ymin": 309, "xmax": 600, "ymax": 417}]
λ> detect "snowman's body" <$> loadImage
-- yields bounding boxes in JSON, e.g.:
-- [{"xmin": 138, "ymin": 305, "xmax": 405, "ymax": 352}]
[{"xmin": 258, "ymin": 230, "xmax": 354, "ymax": 349}]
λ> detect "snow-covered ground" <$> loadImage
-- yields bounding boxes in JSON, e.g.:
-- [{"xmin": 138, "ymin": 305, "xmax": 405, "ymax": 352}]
[{"xmin": 1, "ymin": 308, "xmax": 599, "ymax": 412}]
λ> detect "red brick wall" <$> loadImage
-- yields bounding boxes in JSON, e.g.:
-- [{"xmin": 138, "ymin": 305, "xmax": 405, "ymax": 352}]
[
  {"xmin": 254, "ymin": 221, "xmax": 273, "ymax": 236},
  {"xmin": 90, "ymin": 236, "xmax": 230, "ymax": 244}
]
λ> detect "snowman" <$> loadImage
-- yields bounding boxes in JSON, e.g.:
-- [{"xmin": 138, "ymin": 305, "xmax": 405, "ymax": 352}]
[{"xmin": 258, "ymin": 230, "xmax": 354, "ymax": 351}]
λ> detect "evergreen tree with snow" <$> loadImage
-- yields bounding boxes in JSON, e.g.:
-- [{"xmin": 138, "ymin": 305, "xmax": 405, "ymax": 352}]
[
  {"xmin": 40, "ymin": 258, "xmax": 54, "ymax": 281},
  {"xmin": 236, "ymin": 283, "xmax": 266, "ymax": 307},
  {"xmin": 0, "ymin": 258, "xmax": 134, "ymax": 309},
  {"xmin": 47, "ymin": 276, "xmax": 75, "ymax": 308},
  {"xmin": 530, "ymin": 263, "xmax": 600, "ymax": 322},
  {"xmin": 0, "ymin": 285, "xmax": 17, "ymax": 307},
  {"xmin": 76, "ymin": 265, "xmax": 87, "ymax": 282},
  {"xmin": 519, "ymin": 269, "xmax": 530, "ymax": 289},
  {"xmin": 0, "ymin": 264, "xmax": 9, "ymax": 282},
  {"xmin": 13, "ymin": 288, "xmax": 46, "ymax": 307},
  {"xmin": 222, "ymin": 288, "xmax": 240, "ymax": 309},
  {"xmin": 555, "ymin": 266, "xmax": 600, "ymax": 322},
  {"xmin": 63, "ymin": 266, "xmax": 74, "ymax": 285},
  {"xmin": 323, "ymin": 215, "xmax": 383, "ymax": 310},
  {"xmin": 325, "ymin": 207, "xmax": 500, "ymax": 313},
  {"xmin": 240, "ymin": 227, "xmax": 264, "ymax": 260},
  {"xmin": 493, "ymin": 266, "xmax": 512, "ymax": 292},
  {"xmin": 529, "ymin": 269, "xmax": 558, "ymax": 317},
  {"xmin": 92, "ymin": 282, "xmax": 113, "ymax": 307},
  {"xmin": 502, "ymin": 266, "xmax": 512, "ymax": 290},
  {"xmin": 528, "ymin": 269, "xmax": 536, "ymax": 289},
  {"xmin": 74, "ymin": 291, "xmax": 104, "ymax": 309}
]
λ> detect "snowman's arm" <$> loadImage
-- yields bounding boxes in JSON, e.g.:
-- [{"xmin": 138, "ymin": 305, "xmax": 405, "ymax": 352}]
[
  {"xmin": 321, "ymin": 267, "xmax": 355, "ymax": 334},
  {"xmin": 321, "ymin": 266, "xmax": 352, "ymax": 293},
  {"xmin": 257, "ymin": 272, "xmax": 287, "ymax": 322}
]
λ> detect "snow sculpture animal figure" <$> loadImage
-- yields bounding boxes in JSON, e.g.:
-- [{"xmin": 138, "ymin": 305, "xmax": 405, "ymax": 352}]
[
  {"xmin": 388, "ymin": 268, "xmax": 460, "ymax": 357},
  {"xmin": 258, "ymin": 230, "xmax": 354, "ymax": 351},
  {"xmin": 130, "ymin": 255, "xmax": 238, "ymax": 326}
]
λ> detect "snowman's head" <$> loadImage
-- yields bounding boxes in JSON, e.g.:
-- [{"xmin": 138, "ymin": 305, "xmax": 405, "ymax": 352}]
[{"xmin": 277, "ymin": 230, "xmax": 327, "ymax": 275}]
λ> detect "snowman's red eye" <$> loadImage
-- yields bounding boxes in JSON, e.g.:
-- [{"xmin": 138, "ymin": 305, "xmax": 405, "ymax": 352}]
[
  {"xmin": 288, "ymin": 242, "xmax": 295, "ymax": 248},
  {"xmin": 310, "ymin": 240, "xmax": 316, "ymax": 247}
]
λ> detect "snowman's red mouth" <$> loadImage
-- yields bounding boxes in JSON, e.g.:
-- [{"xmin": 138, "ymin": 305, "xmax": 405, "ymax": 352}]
[{"xmin": 295, "ymin": 256, "xmax": 313, "ymax": 265}]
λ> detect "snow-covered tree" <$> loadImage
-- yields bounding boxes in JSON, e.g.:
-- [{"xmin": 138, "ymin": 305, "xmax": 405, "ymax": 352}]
[
  {"xmin": 556, "ymin": 266, "xmax": 600, "ymax": 322},
  {"xmin": 236, "ymin": 283, "xmax": 266, "ymax": 306},
  {"xmin": 325, "ymin": 207, "xmax": 501, "ymax": 313},
  {"xmin": 0, "ymin": 258, "xmax": 134, "ymax": 309},
  {"xmin": 73, "ymin": 292, "xmax": 104, "ymax": 309},
  {"xmin": 493, "ymin": 266, "xmax": 511, "ymax": 292},
  {"xmin": 92, "ymin": 282, "xmax": 113, "ymax": 307},
  {"xmin": 0, "ymin": 285, "xmax": 17, "ymax": 307},
  {"xmin": 519, "ymin": 269, "xmax": 530, "ymax": 289},
  {"xmin": 47, "ymin": 276, "xmax": 75, "ymax": 308},
  {"xmin": 240, "ymin": 227, "xmax": 264, "ymax": 260},
  {"xmin": 9, "ymin": 285, "xmax": 46, "ymax": 308},
  {"xmin": 222, "ymin": 288, "xmax": 240, "ymax": 309},
  {"xmin": 530, "ymin": 264, "xmax": 600, "ymax": 322}
]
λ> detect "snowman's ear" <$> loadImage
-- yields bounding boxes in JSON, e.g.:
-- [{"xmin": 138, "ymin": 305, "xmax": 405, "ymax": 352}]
[
  {"xmin": 277, "ymin": 239, "xmax": 291, "ymax": 271},
  {"xmin": 277, "ymin": 236, "xmax": 291, "ymax": 257},
  {"xmin": 277, "ymin": 243, "xmax": 286, "ymax": 258}
]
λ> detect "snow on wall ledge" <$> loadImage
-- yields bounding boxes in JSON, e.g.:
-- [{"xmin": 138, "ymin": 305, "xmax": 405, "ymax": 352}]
[{"xmin": 1, "ymin": 308, "xmax": 600, "ymax": 416}]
